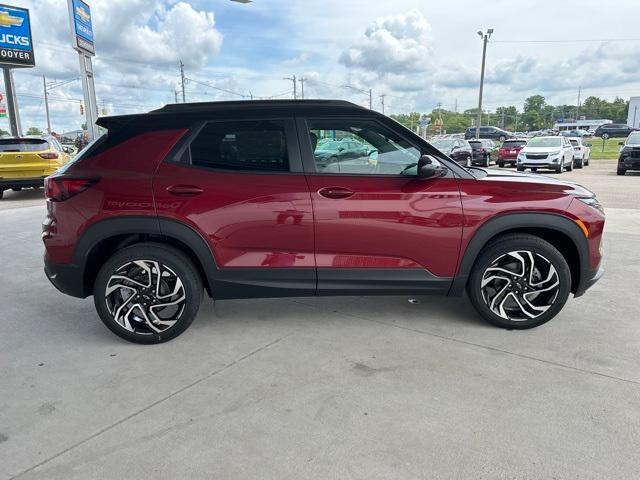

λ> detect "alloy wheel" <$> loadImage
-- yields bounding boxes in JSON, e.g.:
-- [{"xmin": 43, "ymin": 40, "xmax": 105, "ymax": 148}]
[
  {"xmin": 104, "ymin": 260, "xmax": 186, "ymax": 334},
  {"xmin": 480, "ymin": 250, "xmax": 560, "ymax": 321}
]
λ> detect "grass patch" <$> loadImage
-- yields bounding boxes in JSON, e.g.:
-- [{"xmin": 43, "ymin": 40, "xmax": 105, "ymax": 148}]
[{"xmin": 586, "ymin": 137, "xmax": 625, "ymax": 160}]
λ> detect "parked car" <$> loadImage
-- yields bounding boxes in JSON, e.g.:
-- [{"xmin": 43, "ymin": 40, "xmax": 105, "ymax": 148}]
[
  {"xmin": 313, "ymin": 139, "xmax": 371, "ymax": 169},
  {"xmin": 516, "ymin": 136, "xmax": 575, "ymax": 173},
  {"xmin": 431, "ymin": 138, "xmax": 473, "ymax": 166},
  {"xmin": 560, "ymin": 130, "xmax": 589, "ymax": 138},
  {"xmin": 617, "ymin": 131, "xmax": 640, "ymax": 175},
  {"xmin": 464, "ymin": 126, "xmax": 512, "ymax": 141},
  {"xmin": 0, "ymin": 136, "xmax": 72, "ymax": 199},
  {"xmin": 594, "ymin": 123, "xmax": 637, "ymax": 139},
  {"xmin": 497, "ymin": 138, "xmax": 528, "ymax": 167},
  {"xmin": 468, "ymin": 139, "xmax": 496, "ymax": 167},
  {"xmin": 43, "ymin": 100, "xmax": 605, "ymax": 343},
  {"xmin": 569, "ymin": 137, "xmax": 591, "ymax": 168}
]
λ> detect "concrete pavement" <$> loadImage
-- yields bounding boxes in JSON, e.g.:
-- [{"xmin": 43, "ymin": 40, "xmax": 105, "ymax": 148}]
[{"xmin": 1, "ymin": 160, "xmax": 639, "ymax": 479}]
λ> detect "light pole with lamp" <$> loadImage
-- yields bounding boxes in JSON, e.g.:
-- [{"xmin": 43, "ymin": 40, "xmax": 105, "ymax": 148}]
[{"xmin": 475, "ymin": 28, "xmax": 493, "ymax": 139}]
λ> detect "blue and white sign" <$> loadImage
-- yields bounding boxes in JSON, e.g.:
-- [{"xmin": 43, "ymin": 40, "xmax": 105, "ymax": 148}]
[
  {"xmin": 0, "ymin": 4, "xmax": 35, "ymax": 67},
  {"xmin": 70, "ymin": 0, "xmax": 94, "ymax": 55}
]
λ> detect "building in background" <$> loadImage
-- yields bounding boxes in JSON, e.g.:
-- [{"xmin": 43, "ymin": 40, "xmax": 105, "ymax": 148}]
[
  {"xmin": 554, "ymin": 119, "xmax": 612, "ymax": 132},
  {"xmin": 628, "ymin": 97, "xmax": 640, "ymax": 129}
]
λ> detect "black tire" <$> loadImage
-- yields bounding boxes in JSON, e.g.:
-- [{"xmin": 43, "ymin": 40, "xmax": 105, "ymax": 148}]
[
  {"xmin": 93, "ymin": 243, "xmax": 203, "ymax": 344},
  {"xmin": 0, "ymin": 189, "xmax": 3, "ymax": 199},
  {"xmin": 498, "ymin": 162, "xmax": 505, "ymax": 168},
  {"xmin": 12, "ymin": 187, "xmax": 22, "ymax": 192},
  {"xmin": 617, "ymin": 167, "xmax": 626, "ymax": 176},
  {"xmin": 555, "ymin": 164, "xmax": 562, "ymax": 174},
  {"xmin": 602, "ymin": 133, "xmax": 609, "ymax": 140},
  {"xmin": 516, "ymin": 166, "xmax": 525, "ymax": 172},
  {"xmin": 575, "ymin": 158, "xmax": 583, "ymax": 169},
  {"xmin": 467, "ymin": 234, "xmax": 571, "ymax": 330},
  {"xmin": 499, "ymin": 135, "xmax": 506, "ymax": 142}
]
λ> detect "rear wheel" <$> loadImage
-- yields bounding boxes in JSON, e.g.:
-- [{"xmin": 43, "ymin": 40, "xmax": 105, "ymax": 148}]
[
  {"xmin": 498, "ymin": 161, "xmax": 505, "ymax": 168},
  {"xmin": 602, "ymin": 133, "xmax": 610, "ymax": 140},
  {"xmin": 467, "ymin": 234, "xmax": 571, "ymax": 329},
  {"xmin": 93, "ymin": 243, "xmax": 203, "ymax": 344},
  {"xmin": 0, "ymin": 189, "xmax": 3, "ymax": 199},
  {"xmin": 575, "ymin": 158, "xmax": 583, "ymax": 169},
  {"xmin": 617, "ymin": 167, "xmax": 626, "ymax": 176},
  {"xmin": 499, "ymin": 135, "xmax": 506, "ymax": 142},
  {"xmin": 12, "ymin": 187, "xmax": 22, "ymax": 192}
]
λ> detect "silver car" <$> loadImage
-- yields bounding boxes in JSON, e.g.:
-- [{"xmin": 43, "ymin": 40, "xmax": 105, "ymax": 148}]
[{"xmin": 516, "ymin": 136, "xmax": 575, "ymax": 173}]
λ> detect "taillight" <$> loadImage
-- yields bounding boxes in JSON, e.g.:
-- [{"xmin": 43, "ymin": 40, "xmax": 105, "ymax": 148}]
[
  {"xmin": 39, "ymin": 152, "xmax": 59, "ymax": 159},
  {"xmin": 44, "ymin": 176, "xmax": 98, "ymax": 201}
]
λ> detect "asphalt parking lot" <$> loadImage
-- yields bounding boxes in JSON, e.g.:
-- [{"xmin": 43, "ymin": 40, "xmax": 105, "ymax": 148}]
[{"xmin": 1, "ymin": 159, "xmax": 639, "ymax": 479}]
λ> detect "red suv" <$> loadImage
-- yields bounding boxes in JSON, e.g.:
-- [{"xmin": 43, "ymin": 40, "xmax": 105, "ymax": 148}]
[
  {"xmin": 43, "ymin": 100, "xmax": 605, "ymax": 343},
  {"xmin": 497, "ymin": 138, "xmax": 528, "ymax": 168}
]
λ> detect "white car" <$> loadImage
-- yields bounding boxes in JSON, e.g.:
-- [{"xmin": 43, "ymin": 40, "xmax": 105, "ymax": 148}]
[
  {"xmin": 516, "ymin": 136, "xmax": 575, "ymax": 173},
  {"xmin": 569, "ymin": 137, "xmax": 591, "ymax": 168}
]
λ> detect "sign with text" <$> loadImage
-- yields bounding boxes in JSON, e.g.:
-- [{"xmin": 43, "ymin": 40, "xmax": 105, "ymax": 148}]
[
  {"xmin": 69, "ymin": 0, "xmax": 94, "ymax": 55},
  {"xmin": 0, "ymin": 4, "xmax": 35, "ymax": 67}
]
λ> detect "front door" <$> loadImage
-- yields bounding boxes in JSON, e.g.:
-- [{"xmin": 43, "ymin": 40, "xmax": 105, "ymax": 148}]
[
  {"xmin": 153, "ymin": 118, "xmax": 316, "ymax": 298},
  {"xmin": 298, "ymin": 117, "xmax": 463, "ymax": 295}
]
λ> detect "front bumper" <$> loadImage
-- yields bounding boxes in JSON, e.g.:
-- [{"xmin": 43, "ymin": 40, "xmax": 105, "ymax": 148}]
[
  {"xmin": 574, "ymin": 265, "xmax": 604, "ymax": 297},
  {"xmin": 0, "ymin": 176, "xmax": 47, "ymax": 189},
  {"xmin": 619, "ymin": 157, "xmax": 640, "ymax": 170},
  {"xmin": 44, "ymin": 257, "xmax": 88, "ymax": 298}
]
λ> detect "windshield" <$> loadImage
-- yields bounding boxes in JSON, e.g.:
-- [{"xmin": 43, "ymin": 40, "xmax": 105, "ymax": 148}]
[
  {"xmin": 627, "ymin": 132, "xmax": 640, "ymax": 145},
  {"xmin": 0, "ymin": 139, "xmax": 49, "ymax": 152},
  {"xmin": 432, "ymin": 139, "xmax": 454, "ymax": 149},
  {"xmin": 527, "ymin": 137, "xmax": 562, "ymax": 148}
]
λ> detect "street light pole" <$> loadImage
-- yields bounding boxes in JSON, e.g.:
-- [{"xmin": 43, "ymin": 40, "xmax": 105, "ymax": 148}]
[
  {"xmin": 43, "ymin": 75, "xmax": 51, "ymax": 135},
  {"xmin": 475, "ymin": 28, "xmax": 493, "ymax": 139}
]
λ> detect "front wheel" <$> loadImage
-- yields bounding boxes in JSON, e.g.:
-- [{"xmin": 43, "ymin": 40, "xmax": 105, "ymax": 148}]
[
  {"xmin": 602, "ymin": 133, "xmax": 609, "ymax": 140},
  {"xmin": 498, "ymin": 161, "xmax": 505, "ymax": 168},
  {"xmin": 566, "ymin": 158, "xmax": 574, "ymax": 172},
  {"xmin": 467, "ymin": 234, "xmax": 571, "ymax": 329},
  {"xmin": 94, "ymin": 243, "xmax": 203, "ymax": 344},
  {"xmin": 516, "ymin": 166, "xmax": 525, "ymax": 172},
  {"xmin": 617, "ymin": 167, "xmax": 626, "ymax": 176}
]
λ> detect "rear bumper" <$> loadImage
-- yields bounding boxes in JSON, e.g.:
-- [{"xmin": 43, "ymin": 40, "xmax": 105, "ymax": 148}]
[
  {"xmin": 44, "ymin": 257, "xmax": 88, "ymax": 298},
  {"xmin": 0, "ymin": 176, "xmax": 47, "ymax": 189}
]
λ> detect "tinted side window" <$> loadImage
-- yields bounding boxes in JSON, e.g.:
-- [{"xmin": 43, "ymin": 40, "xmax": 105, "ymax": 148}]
[
  {"xmin": 189, "ymin": 120, "xmax": 289, "ymax": 172},
  {"xmin": 307, "ymin": 119, "xmax": 420, "ymax": 175}
]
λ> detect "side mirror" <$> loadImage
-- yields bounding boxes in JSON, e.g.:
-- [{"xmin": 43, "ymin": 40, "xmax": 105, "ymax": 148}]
[{"xmin": 417, "ymin": 154, "xmax": 443, "ymax": 179}]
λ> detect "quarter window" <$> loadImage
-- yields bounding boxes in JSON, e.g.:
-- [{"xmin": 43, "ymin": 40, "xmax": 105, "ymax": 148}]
[
  {"xmin": 307, "ymin": 119, "xmax": 420, "ymax": 175},
  {"xmin": 188, "ymin": 120, "xmax": 290, "ymax": 172}
]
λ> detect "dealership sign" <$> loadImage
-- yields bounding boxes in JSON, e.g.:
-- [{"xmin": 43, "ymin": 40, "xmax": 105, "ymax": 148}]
[
  {"xmin": 69, "ymin": 0, "xmax": 94, "ymax": 55},
  {"xmin": 0, "ymin": 4, "xmax": 35, "ymax": 67}
]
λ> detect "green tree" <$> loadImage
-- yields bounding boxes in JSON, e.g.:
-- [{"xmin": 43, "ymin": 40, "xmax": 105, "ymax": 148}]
[
  {"xmin": 26, "ymin": 127, "xmax": 43, "ymax": 136},
  {"xmin": 521, "ymin": 95, "xmax": 550, "ymax": 130}
]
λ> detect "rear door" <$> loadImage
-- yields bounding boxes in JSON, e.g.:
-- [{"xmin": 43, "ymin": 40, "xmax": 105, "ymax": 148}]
[
  {"xmin": 153, "ymin": 117, "xmax": 316, "ymax": 298},
  {"xmin": 0, "ymin": 138, "xmax": 52, "ymax": 179},
  {"xmin": 298, "ymin": 116, "xmax": 463, "ymax": 295}
]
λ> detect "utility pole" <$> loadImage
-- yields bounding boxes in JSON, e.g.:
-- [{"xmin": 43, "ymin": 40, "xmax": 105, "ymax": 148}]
[
  {"xmin": 298, "ymin": 77, "xmax": 305, "ymax": 99},
  {"xmin": 180, "ymin": 60, "xmax": 186, "ymax": 103},
  {"xmin": 454, "ymin": 98, "xmax": 458, "ymax": 113},
  {"xmin": 43, "ymin": 75, "xmax": 51, "ymax": 135},
  {"xmin": 368, "ymin": 89, "xmax": 372, "ymax": 110},
  {"xmin": 501, "ymin": 110, "xmax": 505, "ymax": 129},
  {"xmin": 284, "ymin": 75, "xmax": 297, "ymax": 99},
  {"xmin": 3, "ymin": 68, "xmax": 22, "ymax": 137},
  {"xmin": 576, "ymin": 86, "xmax": 582, "ymax": 121},
  {"xmin": 174, "ymin": 89, "xmax": 178, "ymax": 104},
  {"xmin": 475, "ymin": 28, "xmax": 493, "ymax": 139},
  {"xmin": 380, "ymin": 94, "xmax": 386, "ymax": 114}
]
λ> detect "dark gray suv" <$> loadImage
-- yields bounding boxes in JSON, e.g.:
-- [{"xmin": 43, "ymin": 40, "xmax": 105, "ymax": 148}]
[{"xmin": 465, "ymin": 126, "xmax": 512, "ymax": 142}]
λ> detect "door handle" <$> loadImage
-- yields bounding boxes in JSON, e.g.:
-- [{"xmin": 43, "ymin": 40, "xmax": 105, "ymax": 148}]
[
  {"xmin": 166, "ymin": 185, "xmax": 204, "ymax": 196},
  {"xmin": 318, "ymin": 187, "xmax": 354, "ymax": 199}
]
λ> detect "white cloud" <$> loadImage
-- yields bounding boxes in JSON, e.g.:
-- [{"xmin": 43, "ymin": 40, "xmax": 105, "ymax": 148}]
[{"xmin": 339, "ymin": 9, "xmax": 432, "ymax": 75}]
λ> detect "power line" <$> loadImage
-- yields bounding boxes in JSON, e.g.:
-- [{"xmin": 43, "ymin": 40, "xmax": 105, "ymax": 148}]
[
  {"xmin": 492, "ymin": 38, "xmax": 640, "ymax": 44},
  {"xmin": 186, "ymin": 76, "xmax": 248, "ymax": 98}
]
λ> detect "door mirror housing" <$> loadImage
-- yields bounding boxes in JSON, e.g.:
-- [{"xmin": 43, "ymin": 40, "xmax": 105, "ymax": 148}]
[{"xmin": 417, "ymin": 155, "xmax": 443, "ymax": 179}]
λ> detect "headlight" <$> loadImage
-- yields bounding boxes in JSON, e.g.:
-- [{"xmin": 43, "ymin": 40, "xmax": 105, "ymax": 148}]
[{"xmin": 577, "ymin": 196, "xmax": 605, "ymax": 214}]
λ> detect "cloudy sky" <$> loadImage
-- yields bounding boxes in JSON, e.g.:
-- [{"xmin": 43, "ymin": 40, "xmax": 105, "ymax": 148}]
[{"xmin": 6, "ymin": 0, "xmax": 640, "ymax": 133}]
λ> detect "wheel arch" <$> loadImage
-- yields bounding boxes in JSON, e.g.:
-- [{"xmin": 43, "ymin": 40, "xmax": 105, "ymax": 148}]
[
  {"xmin": 448, "ymin": 213, "xmax": 588, "ymax": 296},
  {"xmin": 75, "ymin": 216, "xmax": 217, "ymax": 297}
]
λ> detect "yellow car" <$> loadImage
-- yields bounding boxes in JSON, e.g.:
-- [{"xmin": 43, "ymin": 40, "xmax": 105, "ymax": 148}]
[{"xmin": 0, "ymin": 136, "xmax": 72, "ymax": 199}]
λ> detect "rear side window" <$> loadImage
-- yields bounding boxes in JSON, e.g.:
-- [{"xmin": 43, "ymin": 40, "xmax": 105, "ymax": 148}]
[
  {"xmin": 0, "ymin": 139, "xmax": 49, "ymax": 152},
  {"xmin": 189, "ymin": 120, "xmax": 289, "ymax": 172}
]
